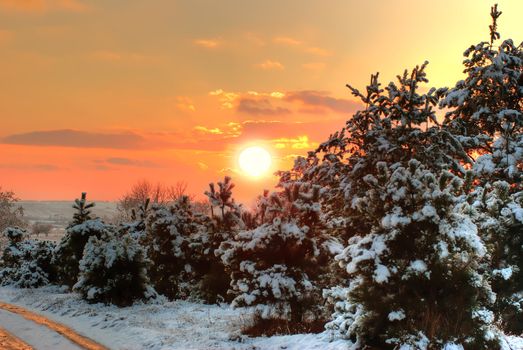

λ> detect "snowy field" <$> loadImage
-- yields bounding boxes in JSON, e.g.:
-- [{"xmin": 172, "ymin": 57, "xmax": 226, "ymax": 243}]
[
  {"xmin": 20, "ymin": 201, "xmax": 118, "ymax": 240},
  {"xmin": 0, "ymin": 286, "xmax": 350, "ymax": 350}
]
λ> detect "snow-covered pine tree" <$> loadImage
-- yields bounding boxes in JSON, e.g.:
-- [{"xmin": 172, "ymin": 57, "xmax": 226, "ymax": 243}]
[
  {"xmin": 205, "ymin": 176, "xmax": 242, "ymax": 233},
  {"xmin": 441, "ymin": 5, "xmax": 522, "ymax": 191},
  {"xmin": 218, "ymin": 182, "xmax": 337, "ymax": 334},
  {"xmin": 276, "ymin": 150, "xmax": 349, "ymax": 241},
  {"xmin": 52, "ymin": 193, "xmax": 106, "ymax": 287},
  {"xmin": 144, "ymin": 200, "xmax": 190, "ymax": 299},
  {"xmin": 341, "ymin": 64, "xmax": 471, "ymax": 243},
  {"xmin": 320, "ymin": 62, "xmax": 498, "ymax": 348},
  {"xmin": 73, "ymin": 226, "xmax": 156, "ymax": 306},
  {"xmin": 0, "ymin": 227, "xmax": 56, "ymax": 288},
  {"xmin": 144, "ymin": 195, "xmax": 213, "ymax": 300},
  {"xmin": 329, "ymin": 160, "xmax": 497, "ymax": 349},
  {"xmin": 199, "ymin": 176, "xmax": 243, "ymax": 302},
  {"xmin": 72, "ymin": 192, "xmax": 95, "ymax": 226},
  {"xmin": 441, "ymin": 5, "xmax": 523, "ymax": 334},
  {"xmin": 120, "ymin": 198, "xmax": 151, "ymax": 242},
  {"xmin": 461, "ymin": 181, "xmax": 523, "ymax": 334}
]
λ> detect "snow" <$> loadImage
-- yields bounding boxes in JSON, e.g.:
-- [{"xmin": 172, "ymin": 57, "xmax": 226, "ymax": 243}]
[
  {"xmin": 0, "ymin": 308, "xmax": 85, "ymax": 350},
  {"xmin": 388, "ymin": 310, "xmax": 405, "ymax": 321},
  {"xmin": 493, "ymin": 267, "xmax": 513, "ymax": 281},
  {"xmin": 472, "ymin": 308, "xmax": 495, "ymax": 324},
  {"xmin": 373, "ymin": 264, "xmax": 390, "ymax": 284},
  {"xmin": 0, "ymin": 286, "xmax": 351, "ymax": 350}
]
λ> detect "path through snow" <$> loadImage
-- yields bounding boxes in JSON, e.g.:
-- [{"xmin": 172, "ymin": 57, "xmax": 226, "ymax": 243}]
[{"xmin": 0, "ymin": 308, "xmax": 86, "ymax": 350}]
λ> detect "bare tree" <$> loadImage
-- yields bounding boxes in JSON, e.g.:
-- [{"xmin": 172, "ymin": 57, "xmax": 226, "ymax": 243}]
[
  {"xmin": 117, "ymin": 180, "xmax": 192, "ymax": 221},
  {"xmin": 0, "ymin": 187, "xmax": 26, "ymax": 232},
  {"xmin": 32, "ymin": 222, "xmax": 53, "ymax": 237},
  {"xmin": 0, "ymin": 187, "xmax": 26, "ymax": 253}
]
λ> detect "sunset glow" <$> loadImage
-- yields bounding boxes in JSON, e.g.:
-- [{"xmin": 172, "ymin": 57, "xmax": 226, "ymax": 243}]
[
  {"xmin": 0, "ymin": 0, "xmax": 522, "ymax": 203},
  {"xmin": 238, "ymin": 146, "xmax": 272, "ymax": 178}
]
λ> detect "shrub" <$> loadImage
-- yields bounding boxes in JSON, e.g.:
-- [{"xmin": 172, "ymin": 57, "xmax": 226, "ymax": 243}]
[
  {"xmin": 0, "ymin": 227, "xmax": 56, "ymax": 288},
  {"xmin": 73, "ymin": 229, "xmax": 156, "ymax": 306},
  {"xmin": 218, "ymin": 183, "xmax": 334, "ymax": 334},
  {"xmin": 52, "ymin": 219, "xmax": 108, "ymax": 287},
  {"xmin": 331, "ymin": 160, "xmax": 498, "ymax": 349}
]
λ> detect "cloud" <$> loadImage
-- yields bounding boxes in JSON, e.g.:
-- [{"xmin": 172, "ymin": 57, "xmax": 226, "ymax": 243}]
[
  {"xmin": 193, "ymin": 39, "xmax": 221, "ymax": 48},
  {"xmin": 194, "ymin": 122, "xmax": 242, "ymax": 138},
  {"xmin": 96, "ymin": 157, "xmax": 161, "ymax": 168},
  {"xmin": 238, "ymin": 99, "xmax": 290, "ymax": 116},
  {"xmin": 209, "ymin": 89, "xmax": 286, "ymax": 110},
  {"xmin": 1, "ymin": 129, "xmax": 155, "ymax": 149},
  {"xmin": 219, "ymin": 167, "xmax": 240, "ymax": 175},
  {"xmin": 305, "ymin": 47, "xmax": 332, "ymax": 57},
  {"xmin": 194, "ymin": 126, "xmax": 224, "ymax": 135},
  {"xmin": 273, "ymin": 36, "xmax": 331, "ymax": 57},
  {"xmin": 273, "ymin": 36, "xmax": 302, "ymax": 46},
  {"xmin": 209, "ymin": 88, "xmax": 360, "ymax": 117},
  {"xmin": 197, "ymin": 162, "xmax": 209, "ymax": 171},
  {"xmin": 176, "ymin": 96, "xmax": 196, "ymax": 112},
  {"xmin": 256, "ymin": 60, "xmax": 284, "ymax": 70},
  {"xmin": 0, "ymin": 0, "xmax": 88, "ymax": 13},
  {"xmin": 240, "ymin": 119, "xmax": 344, "ymax": 142},
  {"xmin": 285, "ymin": 90, "xmax": 361, "ymax": 114},
  {"xmin": 209, "ymin": 89, "xmax": 240, "ymax": 109},
  {"xmin": 271, "ymin": 135, "xmax": 314, "ymax": 150},
  {"xmin": 0, "ymin": 163, "xmax": 60, "ymax": 171}
]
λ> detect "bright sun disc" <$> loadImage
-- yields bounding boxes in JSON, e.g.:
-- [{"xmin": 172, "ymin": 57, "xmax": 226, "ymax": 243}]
[{"xmin": 239, "ymin": 146, "xmax": 272, "ymax": 177}]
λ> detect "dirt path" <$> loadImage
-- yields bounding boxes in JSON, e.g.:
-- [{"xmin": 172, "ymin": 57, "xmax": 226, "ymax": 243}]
[
  {"xmin": 0, "ymin": 327, "xmax": 33, "ymax": 350},
  {"xmin": 0, "ymin": 302, "xmax": 109, "ymax": 350}
]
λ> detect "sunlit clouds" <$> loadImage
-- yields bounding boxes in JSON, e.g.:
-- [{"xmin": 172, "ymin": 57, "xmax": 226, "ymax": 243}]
[
  {"xmin": 256, "ymin": 60, "xmax": 285, "ymax": 70},
  {"xmin": 193, "ymin": 39, "xmax": 222, "ymax": 49}
]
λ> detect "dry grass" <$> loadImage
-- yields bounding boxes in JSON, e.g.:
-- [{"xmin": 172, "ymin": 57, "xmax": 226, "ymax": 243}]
[{"xmin": 241, "ymin": 314, "xmax": 326, "ymax": 337}]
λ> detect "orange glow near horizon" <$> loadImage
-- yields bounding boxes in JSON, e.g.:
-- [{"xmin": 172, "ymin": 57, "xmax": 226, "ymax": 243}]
[{"xmin": 1, "ymin": 0, "xmax": 523, "ymax": 203}]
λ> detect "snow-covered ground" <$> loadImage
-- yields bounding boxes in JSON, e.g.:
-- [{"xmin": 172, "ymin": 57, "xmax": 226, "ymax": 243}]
[
  {"xmin": 1, "ymin": 286, "xmax": 522, "ymax": 350},
  {"xmin": 0, "ymin": 308, "xmax": 85, "ymax": 350},
  {"xmin": 0, "ymin": 286, "xmax": 349, "ymax": 350}
]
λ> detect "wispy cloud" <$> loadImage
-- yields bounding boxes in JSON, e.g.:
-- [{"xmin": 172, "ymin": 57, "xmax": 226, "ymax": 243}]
[
  {"xmin": 194, "ymin": 122, "xmax": 242, "ymax": 138},
  {"xmin": 285, "ymin": 90, "xmax": 360, "ymax": 114},
  {"xmin": 95, "ymin": 157, "xmax": 161, "ymax": 168},
  {"xmin": 209, "ymin": 89, "xmax": 240, "ymax": 109},
  {"xmin": 193, "ymin": 38, "xmax": 221, "ymax": 48},
  {"xmin": 176, "ymin": 96, "xmax": 196, "ymax": 112},
  {"xmin": 208, "ymin": 88, "xmax": 359, "ymax": 116},
  {"xmin": 256, "ymin": 59, "xmax": 284, "ymax": 70},
  {"xmin": 273, "ymin": 36, "xmax": 302, "ymax": 46},
  {"xmin": 209, "ymin": 89, "xmax": 286, "ymax": 111},
  {"xmin": 194, "ymin": 126, "xmax": 224, "ymax": 135},
  {"xmin": 272, "ymin": 135, "xmax": 315, "ymax": 150},
  {"xmin": 1, "ymin": 129, "xmax": 157, "ymax": 149},
  {"xmin": 273, "ymin": 36, "xmax": 332, "ymax": 57},
  {"xmin": 304, "ymin": 47, "xmax": 332, "ymax": 57},
  {"xmin": 0, "ymin": 163, "xmax": 60, "ymax": 171},
  {"xmin": 238, "ymin": 99, "xmax": 290, "ymax": 116},
  {"xmin": 197, "ymin": 162, "xmax": 209, "ymax": 171}
]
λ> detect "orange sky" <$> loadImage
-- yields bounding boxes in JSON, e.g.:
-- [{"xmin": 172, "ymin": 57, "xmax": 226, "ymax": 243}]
[{"xmin": 1, "ymin": 0, "xmax": 522, "ymax": 203}]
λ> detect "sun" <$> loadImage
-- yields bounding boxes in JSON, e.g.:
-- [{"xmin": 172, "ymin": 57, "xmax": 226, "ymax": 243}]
[{"xmin": 238, "ymin": 146, "xmax": 272, "ymax": 177}]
